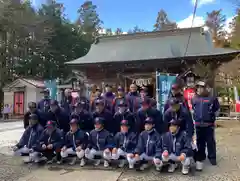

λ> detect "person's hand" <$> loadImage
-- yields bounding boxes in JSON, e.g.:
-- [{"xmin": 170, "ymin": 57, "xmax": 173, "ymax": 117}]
[
  {"xmin": 127, "ymin": 153, "xmax": 134, "ymax": 158},
  {"xmin": 104, "ymin": 148, "xmax": 110, "ymax": 153},
  {"xmin": 112, "ymin": 148, "xmax": 117, "ymax": 154},
  {"xmin": 42, "ymin": 144, "xmax": 47, "ymax": 149},
  {"xmin": 47, "ymin": 144, "xmax": 53, "ymax": 149},
  {"xmin": 163, "ymin": 150, "xmax": 169, "ymax": 157},
  {"xmin": 12, "ymin": 146, "xmax": 18, "ymax": 152},
  {"xmin": 76, "ymin": 146, "xmax": 82, "ymax": 152},
  {"xmin": 178, "ymin": 153, "xmax": 186, "ymax": 162},
  {"xmin": 135, "ymin": 154, "xmax": 140, "ymax": 159},
  {"xmin": 61, "ymin": 146, "xmax": 67, "ymax": 152}
]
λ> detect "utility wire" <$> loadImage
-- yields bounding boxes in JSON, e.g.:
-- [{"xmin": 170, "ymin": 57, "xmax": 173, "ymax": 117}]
[{"xmin": 183, "ymin": 0, "xmax": 199, "ymax": 58}]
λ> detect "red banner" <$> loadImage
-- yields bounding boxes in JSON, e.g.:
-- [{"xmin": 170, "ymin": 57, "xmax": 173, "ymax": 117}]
[{"xmin": 183, "ymin": 88, "xmax": 195, "ymax": 110}]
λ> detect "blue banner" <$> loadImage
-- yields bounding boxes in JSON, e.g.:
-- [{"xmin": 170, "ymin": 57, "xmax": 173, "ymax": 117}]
[
  {"xmin": 157, "ymin": 74, "xmax": 177, "ymax": 113},
  {"xmin": 44, "ymin": 80, "xmax": 57, "ymax": 100}
]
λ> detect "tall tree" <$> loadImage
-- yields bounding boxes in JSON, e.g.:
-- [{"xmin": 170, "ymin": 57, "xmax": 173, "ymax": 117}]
[
  {"xmin": 77, "ymin": 0, "xmax": 103, "ymax": 43},
  {"xmin": 105, "ymin": 28, "xmax": 113, "ymax": 36},
  {"xmin": 154, "ymin": 9, "xmax": 177, "ymax": 31},
  {"xmin": 230, "ymin": 9, "xmax": 240, "ymax": 49},
  {"xmin": 115, "ymin": 28, "xmax": 123, "ymax": 35},
  {"xmin": 205, "ymin": 9, "xmax": 227, "ymax": 47},
  {"xmin": 128, "ymin": 26, "xmax": 145, "ymax": 33}
]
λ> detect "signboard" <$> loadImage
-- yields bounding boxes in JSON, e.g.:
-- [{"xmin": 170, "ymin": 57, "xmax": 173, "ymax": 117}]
[
  {"xmin": 156, "ymin": 73, "xmax": 177, "ymax": 113},
  {"xmin": 44, "ymin": 80, "xmax": 57, "ymax": 100}
]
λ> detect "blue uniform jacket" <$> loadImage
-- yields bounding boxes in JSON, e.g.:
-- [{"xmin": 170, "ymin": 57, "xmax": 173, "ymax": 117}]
[
  {"xmin": 191, "ymin": 95, "xmax": 220, "ymax": 125},
  {"xmin": 113, "ymin": 110, "xmax": 136, "ymax": 134},
  {"xmin": 23, "ymin": 110, "xmax": 47, "ymax": 129},
  {"xmin": 161, "ymin": 130, "xmax": 192, "ymax": 157},
  {"xmin": 87, "ymin": 129, "xmax": 114, "ymax": 151},
  {"xmin": 103, "ymin": 92, "xmax": 115, "ymax": 113},
  {"xmin": 17, "ymin": 124, "xmax": 44, "ymax": 149},
  {"xmin": 92, "ymin": 110, "xmax": 113, "ymax": 134},
  {"xmin": 47, "ymin": 108, "xmax": 70, "ymax": 133},
  {"xmin": 126, "ymin": 92, "xmax": 141, "ymax": 113},
  {"xmin": 135, "ymin": 129, "xmax": 162, "ymax": 157},
  {"xmin": 71, "ymin": 111, "xmax": 94, "ymax": 132},
  {"xmin": 114, "ymin": 131, "xmax": 138, "ymax": 153},
  {"xmin": 136, "ymin": 108, "xmax": 165, "ymax": 134},
  {"xmin": 38, "ymin": 128, "xmax": 64, "ymax": 150},
  {"xmin": 64, "ymin": 129, "xmax": 88, "ymax": 151},
  {"xmin": 164, "ymin": 106, "xmax": 194, "ymax": 137},
  {"xmin": 60, "ymin": 96, "xmax": 74, "ymax": 115},
  {"xmin": 37, "ymin": 98, "xmax": 50, "ymax": 112}
]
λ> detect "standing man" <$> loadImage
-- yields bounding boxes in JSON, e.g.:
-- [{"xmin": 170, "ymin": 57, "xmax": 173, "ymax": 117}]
[
  {"xmin": 90, "ymin": 86, "xmax": 103, "ymax": 112},
  {"xmin": 61, "ymin": 89, "xmax": 74, "ymax": 115},
  {"xmin": 38, "ymin": 89, "xmax": 51, "ymax": 113},
  {"xmin": 126, "ymin": 84, "xmax": 141, "ymax": 113},
  {"xmin": 191, "ymin": 81, "xmax": 220, "ymax": 170},
  {"xmin": 113, "ymin": 86, "xmax": 127, "ymax": 113},
  {"xmin": 102, "ymin": 85, "xmax": 115, "ymax": 113}
]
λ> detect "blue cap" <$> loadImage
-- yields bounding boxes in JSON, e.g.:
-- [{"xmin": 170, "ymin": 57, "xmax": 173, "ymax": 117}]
[
  {"xmin": 145, "ymin": 117, "xmax": 154, "ymax": 124},
  {"xmin": 94, "ymin": 117, "xmax": 104, "ymax": 124},
  {"xmin": 70, "ymin": 118, "xmax": 78, "ymax": 124},
  {"xmin": 169, "ymin": 119, "xmax": 181, "ymax": 126},
  {"xmin": 46, "ymin": 120, "xmax": 57, "ymax": 128},
  {"xmin": 120, "ymin": 119, "xmax": 129, "ymax": 126}
]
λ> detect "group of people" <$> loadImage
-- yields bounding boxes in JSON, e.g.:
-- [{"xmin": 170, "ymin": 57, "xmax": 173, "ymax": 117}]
[{"xmin": 12, "ymin": 81, "xmax": 219, "ymax": 175}]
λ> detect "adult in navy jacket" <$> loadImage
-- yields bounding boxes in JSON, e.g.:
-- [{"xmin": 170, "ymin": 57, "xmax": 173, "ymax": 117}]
[
  {"xmin": 125, "ymin": 84, "xmax": 142, "ymax": 113},
  {"xmin": 37, "ymin": 89, "xmax": 51, "ymax": 112},
  {"xmin": 47, "ymin": 100, "xmax": 70, "ymax": 133},
  {"xmin": 164, "ymin": 97, "xmax": 194, "ymax": 138},
  {"xmin": 191, "ymin": 81, "xmax": 220, "ymax": 169},
  {"xmin": 136, "ymin": 97, "xmax": 164, "ymax": 134}
]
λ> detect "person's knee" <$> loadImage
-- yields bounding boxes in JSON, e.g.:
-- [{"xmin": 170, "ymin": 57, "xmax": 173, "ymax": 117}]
[
  {"xmin": 60, "ymin": 150, "xmax": 68, "ymax": 158},
  {"xmin": 103, "ymin": 150, "xmax": 111, "ymax": 160},
  {"xmin": 76, "ymin": 150, "xmax": 85, "ymax": 159},
  {"xmin": 153, "ymin": 158, "xmax": 163, "ymax": 166}
]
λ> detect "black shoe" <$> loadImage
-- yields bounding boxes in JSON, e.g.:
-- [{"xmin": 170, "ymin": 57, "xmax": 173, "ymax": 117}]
[{"xmin": 209, "ymin": 159, "xmax": 217, "ymax": 166}]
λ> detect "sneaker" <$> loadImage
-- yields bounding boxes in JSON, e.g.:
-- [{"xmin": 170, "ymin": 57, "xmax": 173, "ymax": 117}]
[
  {"xmin": 56, "ymin": 159, "xmax": 63, "ymax": 165},
  {"xmin": 80, "ymin": 159, "xmax": 86, "ymax": 167},
  {"xmin": 168, "ymin": 163, "xmax": 176, "ymax": 173},
  {"xmin": 94, "ymin": 160, "xmax": 101, "ymax": 166},
  {"xmin": 46, "ymin": 159, "xmax": 53, "ymax": 164},
  {"xmin": 209, "ymin": 159, "xmax": 217, "ymax": 166},
  {"xmin": 129, "ymin": 163, "xmax": 134, "ymax": 169},
  {"xmin": 139, "ymin": 163, "xmax": 149, "ymax": 171},
  {"xmin": 104, "ymin": 160, "xmax": 109, "ymax": 168},
  {"xmin": 118, "ymin": 160, "xmax": 125, "ymax": 168},
  {"xmin": 34, "ymin": 157, "xmax": 46, "ymax": 163},
  {"xmin": 196, "ymin": 161, "xmax": 203, "ymax": 171},
  {"xmin": 69, "ymin": 157, "xmax": 77, "ymax": 165},
  {"xmin": 181, "ymin": 165, "xmax": 189, "ymax": 175}
]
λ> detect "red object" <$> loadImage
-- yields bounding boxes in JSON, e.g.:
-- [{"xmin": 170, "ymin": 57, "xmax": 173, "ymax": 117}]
[
  {"xmin": 235, "ymin": 102, "xmax": 240, "ymax": 112},
  {"xmin": 183, "ymin": 88, "xmax": 195, "ymax": 110},
  {"xmin": 14, "ymin": 92, "xmax": 24, "ymax": 115}
]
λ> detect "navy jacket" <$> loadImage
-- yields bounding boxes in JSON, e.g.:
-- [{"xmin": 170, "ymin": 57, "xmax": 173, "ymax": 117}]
[
  {"xmin": 164, "ymin": 106, "xmax": 194, "ymax": 137},
  {"xmin": 64, "ymin": 129, "xmax": 88, "ymax": 151},
  {"xmin": 135, "ymin": 129, "xmax": 162, "ymax": 157},
  {"xmin": 47, "ymin": 108, "xmax": 70, "ymax": 133},
  {"xmin": 92, "ymin": 110, "xmax": 113, "ymax": 134},
  {"xmin": 162, "ymin": 130, "xmax": 192, "ymax": 157},
  {"xmin": 87, "ymin": 129, "xmax": 114, "ymax": 151},
  {"xmin": 16, "ymin": 124, "xmax": 44, "ymax": 149},
  {"xmin": 38, "ymin": 128, "xmax": 64, "ymax": 150},
  {"xmin": 191, "ymin": 95, "xmax": 220, "ymax": 126},
  {"xmin": 23, "ymin": 110, "xmax": 47, "ymax": 129},
  {"xmin": 103, "ymin": 92, "xmax": 115, "ymax": 113},
  {"xmin": 114, "ymin": 131, "xmax": 138, "ymax": 153},
  {"xmin": 136, "ymin": 108, "xmax": 165, "ymax": 134},
  {"xmin": 61, "ymin": 96, "xmax": 74, "ymax": 115},
  {"xmin": 71, "ymin": 111, "xmax": 93, "ymax": 132},
  {"xmin": 113, "ymin": 110, "xmax": 136, "ymax": 134},
  {"xmin": 126, "ymin": 92, "xmax": 141, "ymax": 113},
  {"xmin": 37, "ymin": 98, "xmax": 50, "ymax": 112},
  {"xmin": 113, "ymin": 96, "xmax": 128, "ymax": 113}
]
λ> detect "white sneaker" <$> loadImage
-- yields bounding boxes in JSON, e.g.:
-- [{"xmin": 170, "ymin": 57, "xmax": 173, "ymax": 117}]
[
  {"xmin": 104, "ymin": 160, "xmax": 109, "ymax": 167},
  {"xmin": 140, "ymin": 163, "xmax": 149, "ymax": 171},
  {"xmin": 69, "ymin": 157, "xmax": 77, "ymax": 165},
  {"xmin": 80, "ymin": 159, "xmax": 86, "ymax": 167},
  {"xmin": 181, "ymin": 165, "xmax": 189, "ymax": 175},
  {"xmin": 94, "ymin": 160, "xmax": 101, "ymax": 166},
  {"xmin": 196, "ymin": 161, "xmax": 203, "ymax": 171},
  {"xmin": 129, "ymin": 163, "xmax": 134, "ymax": 169},
  {"xmin": 118, "ymin": 160, "xmax": 125, "ymax": 168},
  {"xmin": 168, "ymin": 163, "xmax": 177, "ymax": 173}
]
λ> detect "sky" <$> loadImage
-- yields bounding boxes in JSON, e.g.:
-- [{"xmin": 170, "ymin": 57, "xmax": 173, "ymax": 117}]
[{"xmin": 31, "ymin": 0, "xmax": 237, "ymax": 32}]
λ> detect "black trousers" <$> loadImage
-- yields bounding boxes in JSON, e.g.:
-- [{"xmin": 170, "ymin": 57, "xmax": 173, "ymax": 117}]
[
  {"xmin": 41, "ymin": 149, "xmax": 61, "ymax": 161},
  {"xmin": 196, "ymin": 126, "xmax": 216, "ymax": 162}
]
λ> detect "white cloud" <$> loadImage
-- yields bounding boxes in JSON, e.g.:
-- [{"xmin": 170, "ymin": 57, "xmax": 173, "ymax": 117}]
[
  {"xmin": 177, "ymin": 14, "xmax": 205, "ymax": 28},
  {"xmin": 191, "ymin": 0, "xmax": 215, "ymax": 7}
]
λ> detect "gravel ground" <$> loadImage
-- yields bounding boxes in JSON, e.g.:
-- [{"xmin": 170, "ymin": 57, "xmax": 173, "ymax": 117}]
[{"xmin": 0, "ymin": 120, "xmax": 240, "ymax": 181}]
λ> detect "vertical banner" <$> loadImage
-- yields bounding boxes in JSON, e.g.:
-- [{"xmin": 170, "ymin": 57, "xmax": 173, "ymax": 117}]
[
  {"xmin": 44, "ymin": 80, "xmax": 57, "ymax": 100},
  {"xmin": 156, "ymin": 73, "xmax": 177, "ymax": 113}
]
